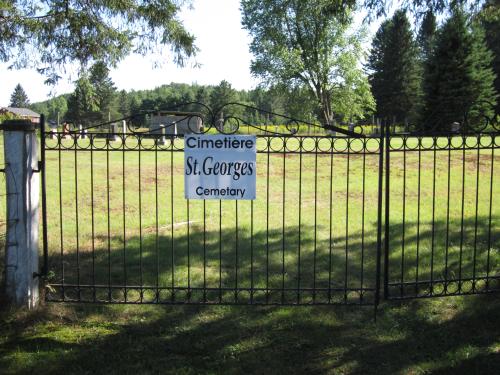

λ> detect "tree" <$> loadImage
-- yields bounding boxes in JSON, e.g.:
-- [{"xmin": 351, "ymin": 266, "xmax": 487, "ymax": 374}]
[
  {"xmin": 1, "ymin": 1, "xmax": 197, "ymax": 83},
  {"xmin": 417, "ymin": 10, "xmax": 437, "ymax": 62},
  {"xmin": 423, "ymin": 9, "xmax": 497, "ymax": 130},
  {"xmin": 241, "ymin": 0, "xmax": 374, "ymax": 126},
  {"xmin": 89, "ymin": 62, "xmax": 118, "ymax": 122},
  {"xmin": 30, "ymin": 95, "xmax": 69, "ymax": 125},
  {"xmin": 363, "ymin": 0, "xmax": 484, "ymax": 20},
  {"xmin": 280, "ymin": 85, "xmax": 318, "ymax": 123},
  {"xmin": 209, "ymin": 80, "xmax": 240, "ymax": 117},
  {"xmin": 46, "ymin": 96, "xmax": 67, "ymax": 124},
  {"xmin": 368, "ymin": 10, "xmax": 422, "ymax": 125},
  {"xmin": 480, "ymin": 0, "xmax": 500, "ymax": 113},
  {"xmin": 195, "ymin": 86, "xmax": 212, "ymax": 106},
  {"xmin": 9, "ymin": 83, "xmax": 29, "ymax": 107},
  {"xmin": 117, "ymin": 90, "xmax": 131, "ymax": 118},
  {"xmin": 65, "ymin": 75, "xmax": 99, "ymax": 127}
]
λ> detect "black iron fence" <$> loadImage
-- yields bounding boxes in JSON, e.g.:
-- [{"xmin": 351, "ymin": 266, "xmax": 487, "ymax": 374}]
[
  {"xmin": 37, "ymin": 103, "xmax": 499, "ymax": 308},
  {"xmin": 384, "ymin": 133, "xmax": 499, "ymax": 299}
]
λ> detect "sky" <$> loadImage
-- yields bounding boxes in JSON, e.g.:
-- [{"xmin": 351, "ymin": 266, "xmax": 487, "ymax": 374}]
[{"xmin": 0, "ymin": 0, "xmax": 387, "ymax": 106}]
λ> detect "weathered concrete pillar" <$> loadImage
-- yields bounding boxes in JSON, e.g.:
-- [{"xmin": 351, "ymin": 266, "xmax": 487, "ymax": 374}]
[{"xmin": 1, "ymin": 120, "xmax": 39, "ymax": 308}]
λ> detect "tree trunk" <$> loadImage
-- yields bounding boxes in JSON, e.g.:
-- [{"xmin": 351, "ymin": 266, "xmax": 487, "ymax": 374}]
[{"xmin": 320, "ymin": 93, "xmax": 333, "ymax": 127}]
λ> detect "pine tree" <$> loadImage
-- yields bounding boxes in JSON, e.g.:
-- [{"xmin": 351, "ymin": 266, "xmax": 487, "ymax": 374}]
[
  {"xmin": 195, "ymin": 86, "xmax": 212, "ymax": 107},
  {"xmin": 209, "ymin": 80, "xmax": 241, "ymax": 120},
  {"xmin": 368, "ymin": 10, "xmax": 422, "ymax": 126},
  {"xmin": 118, "ymin": 90, "xmax": 130, "ymax": 118},
  {"xmin": 423, "ymin": 9, "xmax": 497, "ymax": 130},
  {"xmin": 65, "ymin": 75, "xmax": 99, "ymax": 127},
  {"xmin": 481, "ymin": 0, "xmax": 500, "ymax": 113},
  {"xmin": 89, "ymin": 62, "xmax": 117, "ymax": 122},
  {"xmin": 9, "ymin": 83, "xmax": 30, "ymax": 107},
  {"xmin": 417, "ymin": 10, "xmax": 437, "ymax": 62}
]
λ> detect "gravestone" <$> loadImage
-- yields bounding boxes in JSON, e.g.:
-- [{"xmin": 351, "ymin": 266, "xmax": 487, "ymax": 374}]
[
  {"xmin": 79, "ymin": 124, "xmax": 87, "ymax": 139},
  {"xmin": 158, "ymin": 124, "xmax": 166, "ymax": 145},
  {"xmin": 451, "ymin": 122, "xmax": 461, "ymax": 133},
  {"xmin": 109, "ymin": 124, "xmax": 117, "ymax": 141}
]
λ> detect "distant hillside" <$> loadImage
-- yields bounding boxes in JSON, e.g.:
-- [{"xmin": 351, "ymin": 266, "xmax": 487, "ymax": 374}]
[{"xmin": 29, "ymin": 81, "xmax": 313, "ymax": 127}]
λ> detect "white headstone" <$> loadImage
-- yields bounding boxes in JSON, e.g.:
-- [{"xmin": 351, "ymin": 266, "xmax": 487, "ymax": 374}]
[
  {"xmin": 158, "ymin": 124, "xmax": 166, "ymax": 145},
  {"xmin": 79, "ymin": 124, "xmax": 87, "ymax": 139}
]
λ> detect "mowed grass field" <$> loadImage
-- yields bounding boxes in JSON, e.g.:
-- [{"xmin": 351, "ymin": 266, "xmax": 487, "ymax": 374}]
[{"xmin": 0, "ymin": 132, "xmax": 499, "ymax": 374}]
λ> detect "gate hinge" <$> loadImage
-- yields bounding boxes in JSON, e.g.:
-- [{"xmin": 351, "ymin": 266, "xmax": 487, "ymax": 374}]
[{"xmin": 33, "ymin": 161, "xmax": 42, "ymax": 173}]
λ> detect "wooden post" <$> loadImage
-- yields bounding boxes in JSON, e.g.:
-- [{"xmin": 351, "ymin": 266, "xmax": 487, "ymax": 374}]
[{"xmin": 1, "ymin": 119, "xmax": 40, "ymax": 308}]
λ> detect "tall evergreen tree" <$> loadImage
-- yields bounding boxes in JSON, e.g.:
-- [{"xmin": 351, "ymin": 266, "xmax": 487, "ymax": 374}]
[
  {"xmin": 209, "ymin": 80, "xmax": 240, "ymax": 118},
  {"xmin": 480, "ymin": 0, "xmax": 500, "ymax": 113},
  {"xmin": 2, "ymin": 1, "xmax": 196, "ymax": 85},
  {"xmin": 9, "ymin": 84, "xmax": 30, "ymax": 107},
  {"xmin": 118, "ymin": 90, "xmax": 131, "ymax": 118},
  {"xmin": 89, "ymin": 62, "xmax": 118, "ymax": 122},
  {"xmin": 417, "ymin": 10, "xmax": 437, "ymax": 62},
  {"xmin": 423, "ymin": 9, "xmax": 497, "ymax": 130},
  {"xmin": 368, "ymin": 10, "xmax": 422, "ymax": 125},
  {"xmin": 65, "ymin": 75, "xmax": 99, "ymax": 127}
]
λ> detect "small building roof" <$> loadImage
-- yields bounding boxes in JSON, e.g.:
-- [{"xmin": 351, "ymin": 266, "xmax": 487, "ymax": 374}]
[{"xmin": 1, "ymin": 107, "xmax": 40, "ymax": 118}]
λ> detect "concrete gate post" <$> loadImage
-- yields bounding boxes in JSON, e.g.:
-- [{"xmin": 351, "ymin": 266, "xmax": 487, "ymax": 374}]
[{"xmin": 1, "ymin": 119, "xmax": 39, "ymax": 308}]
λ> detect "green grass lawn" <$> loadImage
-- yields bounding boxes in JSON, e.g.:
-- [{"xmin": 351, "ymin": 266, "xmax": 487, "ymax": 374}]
[{"xmin": 0, "ymin": 296, "xmax": 499, "ymax": 374}]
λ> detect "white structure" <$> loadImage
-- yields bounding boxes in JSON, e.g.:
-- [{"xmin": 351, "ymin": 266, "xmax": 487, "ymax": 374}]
[
  {"xmin": 150, "ymin": 112, "xmax": 202, "ymax": 135},
  {"xmin": 1, "ymin": 119, "xmax": 39, "ymax": 308}
]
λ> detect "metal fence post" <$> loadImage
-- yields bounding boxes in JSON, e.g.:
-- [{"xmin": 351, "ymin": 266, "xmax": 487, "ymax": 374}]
[
  {"xmin": 1, "ymin": 119, "xmax": 40, "ymax": 308},
  {"xmin": 384, "ymin": 119, "xmax": 391, "ymax": 299},
  {"xmin": 375, "ymin": 117, "xmax": 385, "ymax": 316}
]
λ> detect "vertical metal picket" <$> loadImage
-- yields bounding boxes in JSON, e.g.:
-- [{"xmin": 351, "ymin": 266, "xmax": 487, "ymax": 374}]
[{"xmin": 40, "ymin": 115, "xmax": 49, "ymax": 279}]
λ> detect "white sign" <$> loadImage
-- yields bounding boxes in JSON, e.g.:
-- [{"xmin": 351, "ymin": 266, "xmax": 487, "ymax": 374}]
[{"xmin": 184, "ymin": 135, "xmax": 256, "ymax": 200}]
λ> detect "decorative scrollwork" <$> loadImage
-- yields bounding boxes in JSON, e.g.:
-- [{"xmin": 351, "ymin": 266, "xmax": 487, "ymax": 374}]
[{"xmin": 46, "ymin": 101, "xmax": 365, "ymax": 139}]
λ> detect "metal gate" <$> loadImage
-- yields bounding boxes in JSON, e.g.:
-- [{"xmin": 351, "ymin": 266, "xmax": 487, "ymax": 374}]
[
  {"xmin": 39, "ymin": 103, "xmax": 384, "ymax": 306},
  {"xmin": 383, "ymin": 119, "xmax": 500, "ymax": 299},
  {"xmin": 38, "ymin": 102, "xmax": 499, "ymax": 307}
]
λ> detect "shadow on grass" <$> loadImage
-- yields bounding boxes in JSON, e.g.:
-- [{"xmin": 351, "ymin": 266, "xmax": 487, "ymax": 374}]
[
  {"xmin": 44, "ymin": 215, "xmax": 499, "ymax": 303},
  {"xmin": 45, "ymin": 222, "xmax": 382, "ymax": 305},
  {"xmin": 0, "ymin": 217, "xmax": 498, "ymax": 373},
  {"xmin": 385, "ymin": 215, "xmax": 500, "ymax": 297},
  {"xmin": 0, "ymin": 294, "xmax": 498, "ymax": 374}
]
